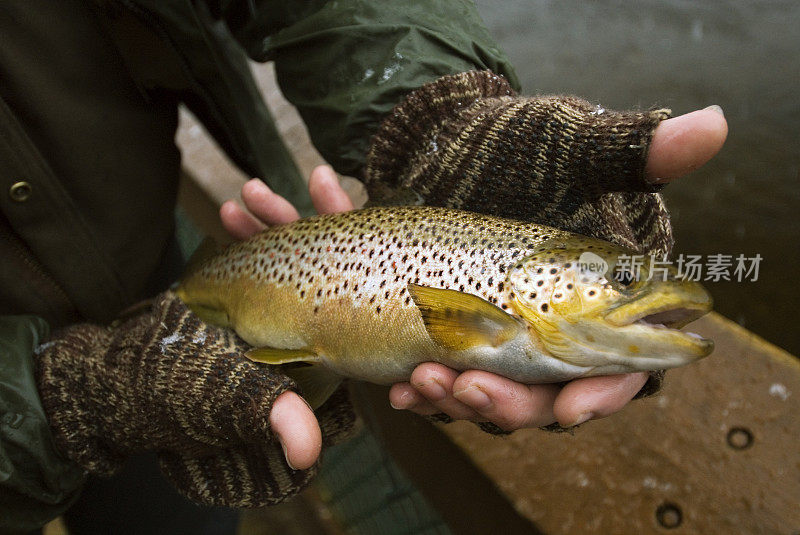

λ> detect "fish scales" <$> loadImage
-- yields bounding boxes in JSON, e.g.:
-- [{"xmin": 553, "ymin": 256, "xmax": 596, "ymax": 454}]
[
  {"xmin": 200, "ymin": 206, "xmax": 565, "ymax": 309},
  {"xmin": 177, "ymin": 206, "xmax": 714, "ymax": 399}
]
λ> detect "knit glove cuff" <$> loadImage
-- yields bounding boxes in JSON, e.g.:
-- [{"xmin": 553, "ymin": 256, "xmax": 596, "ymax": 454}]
[
  {"xmin": 34, "ymin": 291, "xmax": 342, "ymax": 507},
  {"xmin": 364, "ymin": 70, "xmax": 673, "ymax": 255}
]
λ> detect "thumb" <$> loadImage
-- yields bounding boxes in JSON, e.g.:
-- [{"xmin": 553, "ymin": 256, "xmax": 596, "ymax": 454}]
[
  {"xmin": 645, "ymin": 106, "xmax": 728, "ymax": 183},
  {"xmin": 269, "ymin": 392, "xmax": 322, "ymax": 470}
]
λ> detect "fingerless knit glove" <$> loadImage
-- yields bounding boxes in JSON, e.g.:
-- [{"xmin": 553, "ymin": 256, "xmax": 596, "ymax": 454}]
[
  {"xmin": 35, "ymin": 291, "xmax": 356, "ymax": 507},
  {"xmin": 365, "ymin": 70, "xmax": 673, "ymax": 256}
]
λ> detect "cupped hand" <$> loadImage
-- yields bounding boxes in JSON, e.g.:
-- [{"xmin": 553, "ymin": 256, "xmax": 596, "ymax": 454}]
[
  {"xmin": 389, "ymin": 106, "xmax": 728, "ymax": 431},
  {"xmin": 221, "ymin": 165, "xmax": 352, "ymax": 470}
]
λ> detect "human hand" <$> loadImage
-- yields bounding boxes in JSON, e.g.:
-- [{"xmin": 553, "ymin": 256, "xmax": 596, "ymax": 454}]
[
  {"xmin": 36, "ymin": 292, "xmax": 317, "ymax": 507},
  {"xmin": 387, "ymin": 106, "xmax": 727, "ymax": 431},
  {"xmin": 365, "ymin": 71, "xmax": 728, "ymax": 256},
  {"xmin": 220, "ymin": 166, "xmax": 354, "ymax": 471}
]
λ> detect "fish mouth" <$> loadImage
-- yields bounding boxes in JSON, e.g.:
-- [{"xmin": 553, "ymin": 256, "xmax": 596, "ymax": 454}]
[
  {"xmin": 631, "ymin": 305, "xmax": 708, "ymax": 329},
  {"xmin": 632, "ymin": 311, "xmax": 714, "ymax": 357},
  {"xmin": 603, "ymin": 285, "xmax": 714, "ymax": 356}
]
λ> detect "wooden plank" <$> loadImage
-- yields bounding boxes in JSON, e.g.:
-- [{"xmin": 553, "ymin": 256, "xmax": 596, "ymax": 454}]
[{"xmin": 438, "ymin": 313, "xmax": 800, "ymax": 534}]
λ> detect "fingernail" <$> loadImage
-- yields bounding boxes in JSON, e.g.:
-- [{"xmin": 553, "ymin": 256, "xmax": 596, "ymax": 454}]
[
  {"xmin": 567, "ymin": 412, "xmax": 594, "ymax": 427},
  {"xmin": 703, "ymin": 104, "xmax": 724, "ymax": 117},
  {"xmin": 416, "ymin": 380, "xmax": 446, "ymax": 401},
  {"xmin": 279, "ymin": 438, "xmax": 297, "ymax": 470},
  {"xmin": 454, "ymin": 386, "xmax": 492, "ymax": 410},
  {"xmin": 390, "ymin": 390, "xmax": 413, "ymax": 410},
  {"xmin": 248, "ymin": 177, "xmax": 271, "ymax": 192}
]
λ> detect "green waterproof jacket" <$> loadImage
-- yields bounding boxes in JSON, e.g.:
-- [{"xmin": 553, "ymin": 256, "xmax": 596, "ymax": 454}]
[{"xmin": 0, "ymin": 0, "xmax": 518, "ymax": 530}]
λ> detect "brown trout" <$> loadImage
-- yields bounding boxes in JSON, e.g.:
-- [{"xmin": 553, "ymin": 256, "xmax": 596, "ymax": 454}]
[{"xmin": 176, "ymin": 206, "xmax": 713, "ymax": 407}]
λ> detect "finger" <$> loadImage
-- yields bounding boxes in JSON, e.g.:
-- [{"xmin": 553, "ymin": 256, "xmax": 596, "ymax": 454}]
[
  {"xmin": 409, "ymin": 364, "xmax": 481, "ymax": 420},
  {"xmin": 645, "ymin": 106, "xmax": 728, "ymax": 183},
  {"xmin": 553, "ymin": 372, "xmax": 648, "ymax": 427},
  {"xmin": 453, "ymin": 371, "xmax": 560, "ymax": 430},
  {"xmin": 389, "ymin": 383, "xmax": 441, "ymax": 416},
  {"xmin": 220, "ymin": 200, "xmax": 266, "ymax": 240},
  {"xmin": 308, "ymin": 165, "xmax": 354, "ymax": 214},
  {"xmin": 241, "ymin": 178, "xmax": 301, "ymax": 225},
  {"xmin": 269, "ymin": 391, "xmax": 321, "ymax": 470}
]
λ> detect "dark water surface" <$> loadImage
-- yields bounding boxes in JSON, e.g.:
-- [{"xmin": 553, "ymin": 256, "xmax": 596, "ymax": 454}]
[{"xmin": 476, "ymin": 0, "xmax": 800, "ymax": 355}]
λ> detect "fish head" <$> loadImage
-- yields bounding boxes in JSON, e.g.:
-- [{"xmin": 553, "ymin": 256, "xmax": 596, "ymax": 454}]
[{"xmin": 507, "ymin": 236, "xmax": 713, "ymax": 372}]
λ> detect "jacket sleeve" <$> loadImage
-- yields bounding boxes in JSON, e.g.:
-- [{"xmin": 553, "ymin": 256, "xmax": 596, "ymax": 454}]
[
  {"xmin": 0, "ymin": 315, "xmax": 85, "ymax": 533},
  {"xmin": 212, "ymin": 0, "xmax": 520, "ymax": 177}
]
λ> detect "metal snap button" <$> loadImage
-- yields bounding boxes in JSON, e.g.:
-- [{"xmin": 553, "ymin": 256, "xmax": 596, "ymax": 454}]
[{"xmin": 9, "ymin": 181, "xmax": 32, "ymax": 202}]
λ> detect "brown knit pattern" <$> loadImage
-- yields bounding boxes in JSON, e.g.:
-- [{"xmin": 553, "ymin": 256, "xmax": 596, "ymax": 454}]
[
  {"xmin": 365, "ymin": 70, "xmax": 673, "ymax": 256},
  {"xmin": 317, "ymin": 385, "xmax": 361, "ymax": 447},
  {"xmin": 35, "ymin": 291, "xmax": 355, "ymax": 507}
]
